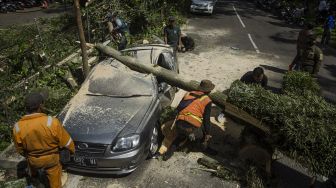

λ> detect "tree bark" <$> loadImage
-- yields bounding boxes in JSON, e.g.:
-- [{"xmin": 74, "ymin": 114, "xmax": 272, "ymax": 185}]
[
  {"xmin": 74, "ymin": 0, "xmax": 89, "ymax": 78},
  {"xmin": 94, "ymin": 44, "xmax": 270, "ymax": 134}
]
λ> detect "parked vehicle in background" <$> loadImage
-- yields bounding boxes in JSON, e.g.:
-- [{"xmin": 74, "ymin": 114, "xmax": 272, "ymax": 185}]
[
  {"xmin": 190, "ymin": 0, "xmax": 216, "ymax": 15},
  {"xmin": 59, "ymin": 44, "xmax": 178, "ymax": 175},
  {"xmin": 0, "ymin": 0, "xmax": 41, "ymax": 13}
]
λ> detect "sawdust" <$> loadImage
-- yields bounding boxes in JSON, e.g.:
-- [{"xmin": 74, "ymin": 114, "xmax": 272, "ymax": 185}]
[
  {"xmin": 61, "ymin": 77, "xmax": 90, "ymax": 125},
  {"xmin": 179, "ymin": 46, "xmax": 280, "ymax": 91}
]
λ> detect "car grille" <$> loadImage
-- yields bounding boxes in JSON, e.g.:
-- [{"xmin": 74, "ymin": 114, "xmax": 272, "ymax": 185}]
[{"xmin": 75, "ymin": 142, "xmax": 107, "ymax": 157}]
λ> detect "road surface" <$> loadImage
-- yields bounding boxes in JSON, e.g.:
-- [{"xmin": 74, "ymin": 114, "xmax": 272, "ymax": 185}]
[{"xmin": 210, "ymin": 0, "xmax": 335, "ymax": 102}]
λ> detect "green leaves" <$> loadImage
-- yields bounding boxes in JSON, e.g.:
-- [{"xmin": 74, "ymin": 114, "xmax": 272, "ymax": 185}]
[
  {"xmin": 283, "ymin": 71, "xmax": 320, "ymax": 95},
  {"xmin": 227, "ymin": 77, "xmax": 336, "ymax": 176}
]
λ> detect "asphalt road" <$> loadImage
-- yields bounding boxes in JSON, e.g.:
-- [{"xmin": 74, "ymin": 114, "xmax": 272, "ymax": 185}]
[
  {"xmin": 0, "ymin": 3, "xmax": 71, "ymax": 28},
  {"xmin": 211, "ymin": 0, "xmax": 336, "ymax": 102}
]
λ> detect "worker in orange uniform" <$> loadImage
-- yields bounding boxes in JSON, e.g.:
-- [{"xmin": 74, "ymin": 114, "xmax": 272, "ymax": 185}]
[
  {"xmin": 12, "ymin": 92, "xmax": 75, "ymax": 188},
  {"xmin": 158, "ymin": 80, "xmax": 215, "ymax": 160}
]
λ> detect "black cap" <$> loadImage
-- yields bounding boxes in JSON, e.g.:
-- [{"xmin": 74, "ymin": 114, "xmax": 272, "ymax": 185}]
[{"xmin": 25, "ymin": 92, "xmax": 45, "ymax": 112}]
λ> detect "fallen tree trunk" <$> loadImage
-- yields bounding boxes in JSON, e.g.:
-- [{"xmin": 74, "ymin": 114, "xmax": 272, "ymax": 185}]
[{"xmin": 94, "ymin": 43, "xmax": 270, "ymax": 134}]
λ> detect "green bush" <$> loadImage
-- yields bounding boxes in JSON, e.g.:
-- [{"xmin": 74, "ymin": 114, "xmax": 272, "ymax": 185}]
[{"xmin": 227, "ymin": 80, "xmax": 336, "ymax": 176}]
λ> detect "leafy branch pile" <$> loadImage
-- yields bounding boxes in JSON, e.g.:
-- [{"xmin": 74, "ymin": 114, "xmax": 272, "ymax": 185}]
[
  {"xmin": 0, "ymin": 15, "xmax": 80, "ymax": 150},
  {"xmin": 227, "ymin": 72, "xmax": 336, "ymax": 176},
  {"xmin": 282, "ymin": 71, "xmax": 320, "ymax": 95},
  {"xmin": 0, "ymin": 15, "xmax": 78, "ymax": 84}
]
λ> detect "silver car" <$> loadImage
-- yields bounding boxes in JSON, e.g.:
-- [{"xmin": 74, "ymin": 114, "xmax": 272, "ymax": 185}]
[
  {"xmin": 190, "ymin": 0, "xmax": 216, "ymax": 15},
  {"xmin": 59, "ymin": 45, "xmax": 178, "ymax": 175}
]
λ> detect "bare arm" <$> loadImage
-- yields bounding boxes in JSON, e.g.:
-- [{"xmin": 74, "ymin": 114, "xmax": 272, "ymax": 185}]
[
  {"xmin": 164, "ymin": 28, "xmax": 168, "ymax": 44},
  {"xmin": 203, "ymin": 102, "xmax": 212, "ymax": 135},
  {"xmin": 178, "ymin": 29, "xmax": 183, "ymax": 47}
]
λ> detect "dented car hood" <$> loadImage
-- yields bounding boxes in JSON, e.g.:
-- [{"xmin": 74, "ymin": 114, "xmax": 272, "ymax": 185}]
[{"xmin": 58, "ymin": 60, "xmax": 156, "ymax": 144}]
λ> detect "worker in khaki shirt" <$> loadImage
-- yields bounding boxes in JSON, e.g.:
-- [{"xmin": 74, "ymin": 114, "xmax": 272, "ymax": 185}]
[{"xmin": 13, "ymin": 92, "xmax": 75, "ymax": 188}]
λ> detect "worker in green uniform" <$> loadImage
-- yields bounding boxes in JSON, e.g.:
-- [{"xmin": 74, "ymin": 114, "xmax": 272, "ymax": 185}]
[{"xmin": 289, "ymin": 31, "xmax": 323, "ymax": 76}]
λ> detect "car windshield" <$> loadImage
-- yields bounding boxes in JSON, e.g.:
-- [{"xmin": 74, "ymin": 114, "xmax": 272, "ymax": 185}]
[
  {"xmin": 85, "ymin": 60, "xmax": 154, "ymax": 97},
  {"xmin": 124, "ymin": 50, "xmax": 152, "ymax": 65}
]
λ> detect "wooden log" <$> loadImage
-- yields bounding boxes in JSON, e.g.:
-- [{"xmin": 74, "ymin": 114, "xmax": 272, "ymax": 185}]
[
  {"xmin": 64, "ymin": 69, "xmax": 78, "ymax": 89},
  {"xmin": 94, "ymin": 43, "xmax": 271, "ymax": 134},
  {"xmin": 197, "ymin": 156, "xmax": 222, "ymax": 171}
]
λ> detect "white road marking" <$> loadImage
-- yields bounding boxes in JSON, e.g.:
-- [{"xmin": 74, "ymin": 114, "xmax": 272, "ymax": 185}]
[
  {"xmin": 233, "ymin": 5, "xmax": 246, "ymax": 28},
  {"xmin": 248, "ymin": 33, "xmax": 260, "ymax": 53}
]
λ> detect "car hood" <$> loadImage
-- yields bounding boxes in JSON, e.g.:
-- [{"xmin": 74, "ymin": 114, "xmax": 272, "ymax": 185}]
[{"xmin": 58, "ymin": 61, "xmax": 156, "ymax": 145}]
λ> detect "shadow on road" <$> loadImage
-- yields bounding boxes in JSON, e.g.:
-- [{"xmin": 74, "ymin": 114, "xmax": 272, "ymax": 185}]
[
  {"xmin": 320, "ymin": 46, "xmax": 336, "ymax": 58},
  {"xmin": 67, "ymin": 169, "xmax": 131, "ymax": 179},
  {"xmin": 269, "ymin": 32, "xmax": 298, "ymax": 45},
  {"xmin": 272, "ymin": 160, "xmax": 323, "ymax": 188},
  {"xmin": 324, "ymin": 64, "xmax": 336, "ymax": 78},
  {"xmin": 261, "ymin": 64, "xmax": 288, "ymax": 74},
  {"xmin": 318, "ymin": 76, "xmax": 336, "ymax": 102},
  {"xmin": 267, "ymin": 21, "xmax": 302, "ymax": 29}
]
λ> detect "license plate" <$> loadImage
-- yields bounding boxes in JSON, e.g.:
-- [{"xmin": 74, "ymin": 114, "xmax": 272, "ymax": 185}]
[{"xmin": 73, "ymin": 155, "xmax": 97, "ymax": 166}]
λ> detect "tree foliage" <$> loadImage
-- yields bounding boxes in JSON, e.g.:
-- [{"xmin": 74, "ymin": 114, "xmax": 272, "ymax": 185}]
[
  {"xmin": 282, "ymin": 71, "xmax": 320, "ymax": 95},
  {"xmin": 227, "ymin": 72, "xmax": 336, "ymax": 176}
]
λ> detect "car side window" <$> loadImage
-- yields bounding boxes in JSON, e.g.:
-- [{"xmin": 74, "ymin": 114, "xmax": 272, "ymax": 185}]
[{"xmin": 157, "ymin": 53, "xmax": 176, "ymax": 71}]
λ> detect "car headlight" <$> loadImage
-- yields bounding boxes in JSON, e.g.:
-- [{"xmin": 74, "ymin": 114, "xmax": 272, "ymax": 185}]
[{"xmin": 112, "ymin": 134, "xmax": 140, "ymax": 152}]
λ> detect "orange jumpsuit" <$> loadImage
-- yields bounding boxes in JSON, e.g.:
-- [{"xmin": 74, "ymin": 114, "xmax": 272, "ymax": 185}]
[{"xmin": 12, "ymin": 113, "xmax": 75, "ymax": 188}]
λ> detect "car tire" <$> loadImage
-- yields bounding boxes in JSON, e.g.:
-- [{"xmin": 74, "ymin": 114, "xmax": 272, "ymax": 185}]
[
  {"xmin": 147, "ymin": 125, "xmax": 160, "ymax": 158},
  {"xmin": 209, "ymin": 9, "xmax": 214, "ymax": 15}
]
